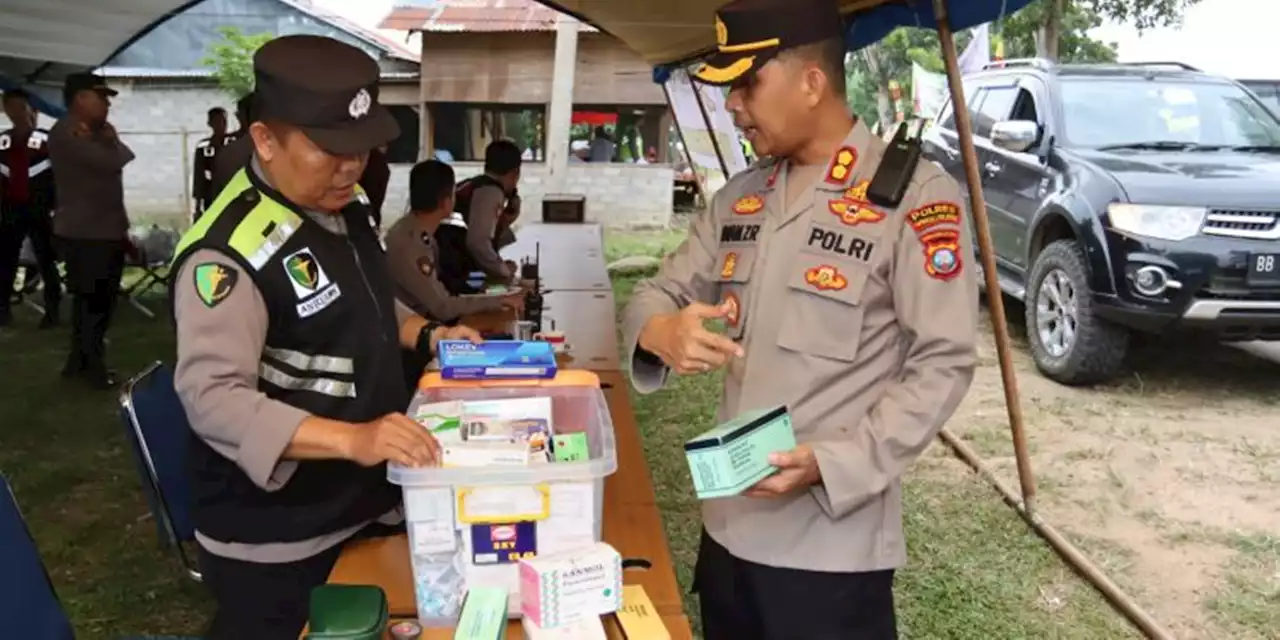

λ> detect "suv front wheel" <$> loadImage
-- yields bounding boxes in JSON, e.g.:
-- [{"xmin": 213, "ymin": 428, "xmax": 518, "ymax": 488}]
[{"xmin": 1025, "ymin": 240, "xmax": 1129, "ymax": 385}]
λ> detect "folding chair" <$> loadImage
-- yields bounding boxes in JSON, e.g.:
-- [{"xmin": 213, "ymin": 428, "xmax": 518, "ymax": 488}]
[
  {"xmin": 122, "ymin": 226, "xmax": 179, "ymax": 319},
  {"xmin": 119, "ymin": 361, "xmax": 201, "ymax": 583},
  {"xmin": 0, "ymin": 475, "xmax": 76, "ymax": 640},
  {"xmin": 1, "ymin": 476, "xmax": 202, "ymax": 640}
]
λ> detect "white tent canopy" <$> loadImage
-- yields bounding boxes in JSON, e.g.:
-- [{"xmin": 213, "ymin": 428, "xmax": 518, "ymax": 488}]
[{"xmin": 0, "ymin": 0, "xmax": 198, "ymax": 86}]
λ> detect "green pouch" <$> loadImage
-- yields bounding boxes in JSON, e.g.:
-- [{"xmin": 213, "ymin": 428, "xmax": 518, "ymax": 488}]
[{"xmin": 305, "ymin": 584, "xmax": 389, "ymax": 640}]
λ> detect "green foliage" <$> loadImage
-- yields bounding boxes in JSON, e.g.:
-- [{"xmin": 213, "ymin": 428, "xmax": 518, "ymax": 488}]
[
  {"xmin": 199, "ymin": 26, "xmax": 274, "ymax": 99},
  {"xmin": 1084, "ymin": 0, "xmax": 1203, "ymax": 29},
  {"xmin": 1000, "ymin": 0, "xmax": 1120, "ymax": 62}
]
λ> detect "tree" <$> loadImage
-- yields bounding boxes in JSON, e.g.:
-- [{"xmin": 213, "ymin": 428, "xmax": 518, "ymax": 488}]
[
  {"xmin": 1037, "ymin": 0, "xmax": 1202, "ymax": 59},
  {"xmin": 200, "ymin": 27, "xmax": 274, "ymax": 98},
  {"xmin": 844, "ymin": 1, "xmax": 1122, "ymax": 126}
]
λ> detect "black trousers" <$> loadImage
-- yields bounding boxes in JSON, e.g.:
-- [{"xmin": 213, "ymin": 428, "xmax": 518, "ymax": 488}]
[
  {"xmin": 59, "ymin": 237, "xmax": 126, "ymax": 374},
  {"xmin": 198, "ymin": 522, "xmax": 405, "ymax": 640},
  {"xmin": 694, "ymin": 530, "xmax": 898, "ymax": 640},
  {"xmin": 0, "ymin": 203, "xmax": 60, "ymax": 314}
]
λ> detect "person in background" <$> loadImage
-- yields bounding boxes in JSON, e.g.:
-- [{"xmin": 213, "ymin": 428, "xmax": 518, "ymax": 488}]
[
  {"xmin": 588, "ymin": 125, "xmax": 615, "ymax": 162},
  {"xmin": 622, "ymin": 0, "xmax": 978, "ymax": 636},
  {"xmin": 0, "ymin": 88, "xmax": 60, "ymax": 328},
  {"xmin": 452, "ymin": 139, "xmax": 521, "ymax": 282},
  {"xmin": 210, "ymin": 93, "xmax": 255, "ymax": 201},
  {"xmin": 169, "ymin": 35, "xmax": 478, "ymax": 639},
  {"xmin": 48, "ymin": 72, "xmax": 134, "ymax": 389},
  {"xmin": 386, "ymin": 159, "xmax": 523, "ymax": 321},
  {"xmin": 359, "ymin": 143, "xmax": 391, "ymax": 229},
  {"xmin": 192, "ymin": 106, "xmax": 230, "ymax": 223}
]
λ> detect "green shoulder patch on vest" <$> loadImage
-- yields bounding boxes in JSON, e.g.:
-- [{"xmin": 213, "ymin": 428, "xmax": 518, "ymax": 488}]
[{"xmin": 193, "ymin": 262, "xmax": 238, "ymax": 308}]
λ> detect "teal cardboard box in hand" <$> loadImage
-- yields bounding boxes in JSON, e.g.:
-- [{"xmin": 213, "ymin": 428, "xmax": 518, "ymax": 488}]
[{"xmin": 683, "ymin": 405, "xmax": 796, "ymax": 499}]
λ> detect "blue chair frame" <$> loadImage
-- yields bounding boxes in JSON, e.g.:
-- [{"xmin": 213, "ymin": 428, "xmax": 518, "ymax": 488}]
[
  {"xmin": 118, "ymin": 361, "xmax": 201, "ymax": 583},
  {"xmin": 0, "ymin": 475, "xmax": 76, "ymax": 640}
]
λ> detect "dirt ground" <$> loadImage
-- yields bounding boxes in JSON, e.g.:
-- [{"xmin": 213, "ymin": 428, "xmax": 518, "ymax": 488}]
[{"xmin": 946, "ymin": 303, "xmax": 1280, "ymax": 639}]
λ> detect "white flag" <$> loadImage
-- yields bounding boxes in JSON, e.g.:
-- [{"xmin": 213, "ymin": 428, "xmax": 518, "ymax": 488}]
[
  {"xmin": 958, "ymin": 23, "xmax": 991, "ymax": 76},
  {"xmin": 912, "ymin": 62, "xmax": 948, "ymax": 119}
]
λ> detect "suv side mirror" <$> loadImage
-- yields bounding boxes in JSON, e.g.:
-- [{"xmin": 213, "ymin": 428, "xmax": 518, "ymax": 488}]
[{"xmin": 991, "ymin": 120, "xmax": 1040, "ymax": 153}]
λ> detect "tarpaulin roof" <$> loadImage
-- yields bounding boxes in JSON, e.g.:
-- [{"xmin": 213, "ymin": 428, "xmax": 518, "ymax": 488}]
[
  {"xmin": 533, "ymin": 0, "xmax": 1035, "ymax": 66},
  {"xmin": 0, "ymin": 0, "xmax": 201, "ymax": 86}
]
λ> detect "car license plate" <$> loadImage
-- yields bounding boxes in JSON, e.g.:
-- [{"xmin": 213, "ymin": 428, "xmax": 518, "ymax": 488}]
[{"xmin": 1247, "ymin": 253, "xmax": 1280, "ymax": 286}]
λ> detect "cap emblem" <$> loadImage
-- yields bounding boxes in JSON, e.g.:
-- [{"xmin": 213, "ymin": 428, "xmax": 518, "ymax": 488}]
[{"xmin": 349, "ymin": 89, "xmax": 371, "ymax": 119}]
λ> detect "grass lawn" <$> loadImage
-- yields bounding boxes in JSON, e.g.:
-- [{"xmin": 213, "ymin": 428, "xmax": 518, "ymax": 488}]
[{"xmin": 0, "ymin": 258, "xmax": 1132, "ymax": 638}]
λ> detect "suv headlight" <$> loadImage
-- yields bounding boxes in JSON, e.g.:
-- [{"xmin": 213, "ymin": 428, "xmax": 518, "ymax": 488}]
[{"xmin": 1106, "ymin": 204, "xmax": 1207, "ymax": 241}]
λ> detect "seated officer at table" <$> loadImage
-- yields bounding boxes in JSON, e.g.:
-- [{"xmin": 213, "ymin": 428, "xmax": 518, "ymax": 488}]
[
  {"xmin": 170, "ymin": 35, "xmax": 479, "ymax": 639},
  {"xmin": 622, "ymin": 0, "xmax": 977, "ymax": 637},
  {"xmin": 454, "ymin": 139, "xmax": 522, "ymax": 281},
  {"xmin": 387, "ymin": 159, "xmax": 524, "ymax": 323}
]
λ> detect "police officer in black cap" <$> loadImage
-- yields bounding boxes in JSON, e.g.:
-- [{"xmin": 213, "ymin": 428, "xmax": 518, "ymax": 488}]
[{"xmin": 169, "ymin": 34, "xmax": 480, "ymax": 639}]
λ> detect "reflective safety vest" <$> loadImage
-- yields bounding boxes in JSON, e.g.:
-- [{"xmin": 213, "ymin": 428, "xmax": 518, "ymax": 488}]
[{"xmin": 169, "ymin": 169, "xmax": 404, "ymax": 545}]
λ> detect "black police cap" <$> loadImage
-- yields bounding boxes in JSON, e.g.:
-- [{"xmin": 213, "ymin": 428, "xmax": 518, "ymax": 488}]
[
  {"xmin": 63, "ymin": 72, "xmax": 118, "ymax": 98},
  {"xmin": 693, "ymin": 0, "xmax": 845, "ymax": 86},
  {"xmin": 252, "ymin": 35, "xmax": 400, "ymax": 156}
]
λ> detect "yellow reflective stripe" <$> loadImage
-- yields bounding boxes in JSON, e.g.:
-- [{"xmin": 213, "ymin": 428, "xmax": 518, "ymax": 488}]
[
  {"xmin": 229, "ymin": 199, "xmax": 303, "ymax": 270},
  {"xmin": 719, "ymin": 38, "xmax": 780, "ymax": 54},
  {"xmin": 172, "ymin": 170, "xmax": 254, "ymax": 266},
  {"xmin": 694, "ymin": 57, "xmax": 757, "ymax": 84}
]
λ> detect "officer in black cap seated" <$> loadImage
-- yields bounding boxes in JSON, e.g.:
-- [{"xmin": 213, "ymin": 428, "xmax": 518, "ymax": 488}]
[{"xmin": 169, "ymin": 34, "xmax": 480, "ymax": 639}]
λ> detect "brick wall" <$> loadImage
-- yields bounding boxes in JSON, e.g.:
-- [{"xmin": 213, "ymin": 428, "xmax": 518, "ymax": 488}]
[{"xmin": 3, "ymin": 82, "xmax": 673, "ymax": 230}]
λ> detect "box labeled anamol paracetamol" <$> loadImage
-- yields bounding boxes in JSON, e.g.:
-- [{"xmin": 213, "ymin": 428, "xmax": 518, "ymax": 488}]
[
  {"xmin": 683, "ymin": 405, "xmax": 797, "ymax": 500},
  {"xmin": 439, "ymin": 340, "xmax": 558, "ymax": 380}
]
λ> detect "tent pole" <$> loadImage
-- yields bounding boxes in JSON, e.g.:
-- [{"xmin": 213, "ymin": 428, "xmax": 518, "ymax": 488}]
[
  {"xmin": 662, "ymin": 82, "xmax": 712, "ymax": 206},
  {"xmin": 689, "ymin": 75, "xmax": 732, "ymax": 177},
  {"xmin": 939, "ymin": 429, "xmax": 1176, "ymax": 640},
  {"xmin": 932, "ymin": 0, "xmax": 1037, "ymax": 514}
]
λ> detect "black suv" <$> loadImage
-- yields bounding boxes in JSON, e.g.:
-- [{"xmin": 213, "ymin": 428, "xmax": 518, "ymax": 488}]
[{"xmin": 922, "ymin": 59, "xmax": 1280, "ymax": 385}]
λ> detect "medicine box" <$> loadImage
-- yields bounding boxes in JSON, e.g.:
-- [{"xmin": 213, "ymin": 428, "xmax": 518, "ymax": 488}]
[
  {"xmin": 392, "ymin": 371, "xmax": 618, "ymax": 623},
  {"xmin": 518, "ymin": 542, "xmax": 623, "ymax": 629},
  {"xmin": 439, "ymin": 340, "xmax": 557, "ymax": 380},
  {"xmin": 454, "ymin": 587, "xmax": 508, "ymax": 640},
  {"xmin": 522, "ymin": 615, "xmax": 607, "ymax": 639},
  {"xmin": 683, "ymin": 405, "xmax": 796, "ymax": 500},
  {"xmin": 614, "ymin": 586, "xmax": 670, "ymax": 640}
]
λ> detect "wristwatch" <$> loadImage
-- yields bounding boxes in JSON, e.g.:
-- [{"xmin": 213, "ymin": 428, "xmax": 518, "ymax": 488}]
[{"xmin": 416, "ymin": 320, "xmax": 442, "ymax": 363}]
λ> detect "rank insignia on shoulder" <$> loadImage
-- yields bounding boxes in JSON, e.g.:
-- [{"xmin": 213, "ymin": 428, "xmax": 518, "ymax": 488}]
[
  {"xmin": 193, "ymin": 262, "xmax": 237, "ymax": 308},
  {"xmin": 919, "ymin": 229, "xmax": 963, "ymax": 281},
  {"xmin": 824, "ymin": 146, "xmax": 858, "ymax": 185},
  {"xmin": 720, "ymin": 252, "xmax": 738, "ymax": 279},
  {"xmin": 804, "ymin": 264, "xmax": 849, "ymax": 291},
  {"xmin": 417, "ymin": 257, "xmax": 433, "ymax": 276},
  {"xmin": 827, "ymin": 180, "xmax": 885, "ymax": 226},
  {"xmin": 722, "ymin": 292, "xmax": 741, "ymax": 327},
  {"xmin": 907, "ymin": 201, "xmax": 962, "ymax": 233},
  {"xmin": 732, "ymin": 194, "xmax": 764, "ymax": 215}
]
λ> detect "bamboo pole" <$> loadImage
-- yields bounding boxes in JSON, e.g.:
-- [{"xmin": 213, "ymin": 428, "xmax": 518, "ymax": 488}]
[
  {"xmin": 932, "ymin": 0, "xmax": 1038, "ymax": 513},
  {"xmin": 939, "ymin": 429, "xmax": 1176, "ymax": 640}
]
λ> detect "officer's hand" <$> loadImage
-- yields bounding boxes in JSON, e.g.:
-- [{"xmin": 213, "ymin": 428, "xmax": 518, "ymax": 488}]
[
  {"xmin": 640, "ymin": 301, "xmax": 744, "ymax": 374},
  {"xmin": 500, "ymin": 291, "xmax": 525, "ymax": 314},
  {"xmin": 743, "ymin": 445, "xmax": 821, "ymax": 498},
  {"xmin": 432, "ymin": 324, "xmax": 483, "ymax": 353},
  {"xmin": 348, "ymin": 413, "xmax": 440, "ymax": 467},
  {"xmin": 503, "ymin": 260, "xmax": 519, "ymax": 281}
]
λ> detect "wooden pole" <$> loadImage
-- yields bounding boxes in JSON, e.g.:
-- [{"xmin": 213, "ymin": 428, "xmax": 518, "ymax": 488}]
[{"xmin": 932, "ymin": 0, "xmax": 1037, "ymax": 512}]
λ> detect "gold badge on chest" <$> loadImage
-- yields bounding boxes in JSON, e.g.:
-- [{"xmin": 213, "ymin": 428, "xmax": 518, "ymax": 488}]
[
  {"xmin": 720, "ymin": 252, "xmax": 739, "ymax": 279},
  {"xmin": 804, "ymin": 264, "xmax": 849, "ymax": 291},
  {"xmin": 827, "ymin": 180, "xmax": 885, "ymax": 227},
  {"xmin": 732, "ymin": 194, "xmax": 764, "ymax": 215}
]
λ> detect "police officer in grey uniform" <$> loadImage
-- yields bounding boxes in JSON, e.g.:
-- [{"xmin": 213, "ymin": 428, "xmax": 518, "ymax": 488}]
[
  {"xmin": 622, "ymin": 0, "xmax": 979, "ymax": 637},
  {"xmin": 386, "ymin": 159, "xmax": 524, "ymax": 323},
  {"xmin": 169, "ymin": 35, "xmax": 479, "ymax": 639}
]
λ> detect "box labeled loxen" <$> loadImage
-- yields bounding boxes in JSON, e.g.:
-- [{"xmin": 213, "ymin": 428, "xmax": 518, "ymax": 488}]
[
  {"xmin": 438, "ymin": 340, "xmax": 558, "ymax": 380},
  {"xmin": 683, "ymin": 405, "xmax": 797, "ymax": 500}
]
